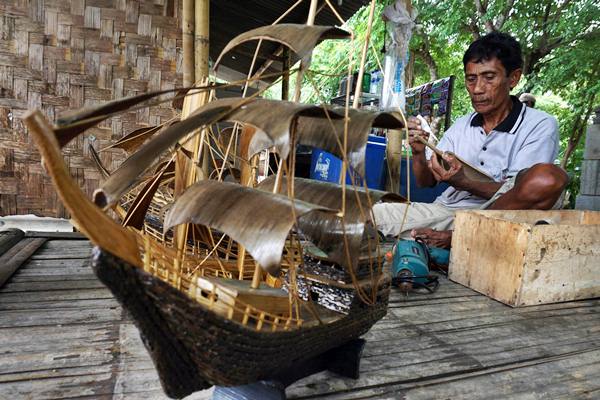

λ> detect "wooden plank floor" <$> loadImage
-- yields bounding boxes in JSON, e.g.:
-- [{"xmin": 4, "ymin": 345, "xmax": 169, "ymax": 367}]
[
  {"xmin": 0, "ymin": 237, "xmax": 211, "ymax": 400},
  {"xmin": 2, "ymin": 236, "xmax": 600, "ymax": 399}
]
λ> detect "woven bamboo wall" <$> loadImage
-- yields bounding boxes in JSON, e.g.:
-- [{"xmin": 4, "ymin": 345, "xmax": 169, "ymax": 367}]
[{"xmin": 0, "ymin": 0, "xmax": 182, "ymax": 217}]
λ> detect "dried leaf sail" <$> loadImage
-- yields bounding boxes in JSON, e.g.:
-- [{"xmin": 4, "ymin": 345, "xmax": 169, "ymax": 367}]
[
  {"xmin": 101, "ymin": 125, "xmax": 163, "ymax": 153},
  {"xmin": 95, "ymin": 97, "xmax": 345, "ymax": 207},
  {"xmin": 54, "ymin": 86, "xmax": 216, "ymax": 148},
  {"xmin": 214, "ymin": 24, "xmax": 350, "ymax": 72},
  {"xmin": 296, "ymin": 108, "xmax": 405, "ymax": 175},
  {"xmin": 94, "ymin": 105, "xmax": 233, "ymax": 207},
  {"xmin": 122, "ymin": 159, "xmax": 175, "ymax": 230},
  {"xmin": 226, "ymin": 98, "xmax": 343, "ymax": 160},
  {"xmin": 258, "ymin": 176, "xmax": 405, "ymax": 270},
  {"xmin": 87, "ymin": 142, "xmax": 111, "ymax": 179},
  {"xmin": 163, "ymin": 180, "xmax": 335, "ymax": 275}
]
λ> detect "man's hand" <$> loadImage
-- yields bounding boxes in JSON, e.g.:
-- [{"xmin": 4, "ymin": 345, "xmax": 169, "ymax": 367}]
[
  {"xmin": 407, "ymin": 116, "xmax": 429, "ymax": 155},
  {"xmin": 411, "ymin": 228, "xmax": 452, "ymax": 249},
  {"xmin": 429, "ymin": 152, "xmax": 468, "ymax": 189}
]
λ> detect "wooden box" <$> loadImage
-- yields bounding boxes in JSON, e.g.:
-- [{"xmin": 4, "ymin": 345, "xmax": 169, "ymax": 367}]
[{"xmin": 449, "ymin": 210, "xmax": 600, "ymax": 307}]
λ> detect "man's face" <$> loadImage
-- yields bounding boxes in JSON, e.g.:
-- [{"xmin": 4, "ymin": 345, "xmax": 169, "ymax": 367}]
[{"xmin": 464, "ymin": 57, "xmax": 521, "ymax": 115}]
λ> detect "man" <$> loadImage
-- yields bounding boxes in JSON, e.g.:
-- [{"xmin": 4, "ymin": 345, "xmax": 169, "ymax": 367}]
[{"xmin": 373, "ymin": 32, "xmax": 568, "ymax": 248}]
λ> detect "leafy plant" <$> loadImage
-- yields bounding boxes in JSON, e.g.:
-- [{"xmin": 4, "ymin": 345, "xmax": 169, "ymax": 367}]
[{"xmin": 303, "ymin": 0, "xmax": 600, "ymax": 207}]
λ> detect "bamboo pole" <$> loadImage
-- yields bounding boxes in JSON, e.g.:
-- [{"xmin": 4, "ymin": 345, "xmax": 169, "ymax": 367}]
[
  {"xmin": 182, "ymin": 0, "xmax": 195, "ymax": 86},
  {"xmin": 352, "ymin": 0, "xmax": 377, "ymax": 108},
  {"xmin": 195, "ymin": 0, "xmax": 209, "ymax": 80},
  {"xmin": 387, "ymin": 0, "xmax": 413, "ymax": 193},
  {"xmin": 282, "ymin": 48, "xmax": 290, "ymax": 101},
  {"xmin": 238, "ymin": 125, "xmax": 258, "ymax": 285},
  {"xmin": 195, "ymin": 0, "xmax": 211, "ymax": 178},
  {"xmin": 175, "ymin": 0, "xmax": 211, "ymax": 263},
  {"xmin": 292, "ymin": 0, "xmax": 319, "ymax": 102},
  {"xmin": 251, "ymin": 261, "xmax": 262, "ymax": 289},
  {"xmin": 307, "ymin": 0, "xmax": 318, "ymax": 25}
]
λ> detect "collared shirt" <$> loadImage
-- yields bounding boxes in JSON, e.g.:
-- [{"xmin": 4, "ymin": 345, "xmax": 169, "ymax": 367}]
[{"xmin": 427, "ymin": 96, "xmax": 559, "ymax": 209}]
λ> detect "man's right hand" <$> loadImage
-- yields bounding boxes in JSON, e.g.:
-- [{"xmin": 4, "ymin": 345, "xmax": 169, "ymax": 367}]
[{"xmin": 407, "ymin": 116, "xmax": 429, "ymax": 155}]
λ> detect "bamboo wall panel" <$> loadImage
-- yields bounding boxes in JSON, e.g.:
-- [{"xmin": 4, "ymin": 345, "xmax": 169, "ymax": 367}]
[{"xmin": 0, "ymin": 0, "xmax": 183, "ymax": 217}]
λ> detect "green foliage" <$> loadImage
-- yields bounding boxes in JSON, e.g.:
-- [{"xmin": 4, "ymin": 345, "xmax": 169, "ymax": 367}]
[
  {"xmin": 300, "ymin": 0, "xmax": 599, "ymax": 207},
  {"xmin": 302, "ymin": 3, "xmax": 388, "ymax": 103}
]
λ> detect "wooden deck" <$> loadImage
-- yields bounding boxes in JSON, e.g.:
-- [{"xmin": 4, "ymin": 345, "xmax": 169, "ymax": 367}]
[{"xmin": 1, "ymin": 234, "xmax": 600, "ymax": 399}]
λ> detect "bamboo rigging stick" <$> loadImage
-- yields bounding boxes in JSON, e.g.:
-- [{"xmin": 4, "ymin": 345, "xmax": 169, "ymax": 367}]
[
  {"xmin": 323, "ymin": 0, "xmax": 346, "ymax": 24},
  {"xmin": 244, "ymin": 0, "xmax": 304, "ymax": 85}
]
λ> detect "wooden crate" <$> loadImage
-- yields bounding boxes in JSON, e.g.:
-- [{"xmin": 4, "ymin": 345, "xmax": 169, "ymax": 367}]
[{"xmin": 449, "ymin": 210, "xmax": 600, "ymax": 307}]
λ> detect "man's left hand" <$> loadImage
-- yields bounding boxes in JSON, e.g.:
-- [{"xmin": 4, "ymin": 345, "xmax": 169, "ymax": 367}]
[
  {"xmin": 411, "ymin": 228, "xmax": 452, "ymax": 249},
  {"xmin": 429, "ymin": 152, "xmax": 467, "ymax": 189}
]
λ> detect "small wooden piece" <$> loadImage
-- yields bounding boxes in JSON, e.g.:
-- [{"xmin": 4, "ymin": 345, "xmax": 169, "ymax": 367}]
[
  {"xmin": 415, "ymin": 136, "xmax": 494, "ymax": 183},
  {"xmin": 0, "ymin": 228, "xmax": 25, "ymax": 257},
  {"xmin": 0, "ymin": 237, "xmax": 47, "ymax": 288},
  {"xmin": 450, "ymin": 210, "xmax": 600, "ymax": 307}
]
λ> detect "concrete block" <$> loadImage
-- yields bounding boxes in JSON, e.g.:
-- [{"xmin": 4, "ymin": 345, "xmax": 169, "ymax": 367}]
[
  {"xmin": 579, "ymin": 160, "xmax": 600, "ymax": 195},
  {"xmin": 584, "ymin": 124, "xmax": 600, "ymax": 160},
  {"xmin": 576, "ymin": 195, "xmax": 600, "ymax": 211}
]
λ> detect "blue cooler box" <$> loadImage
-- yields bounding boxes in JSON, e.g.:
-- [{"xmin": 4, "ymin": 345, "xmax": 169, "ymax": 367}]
[{"xmin": 310, "ymin": 134, "xmax": 387, "ymax": 190}]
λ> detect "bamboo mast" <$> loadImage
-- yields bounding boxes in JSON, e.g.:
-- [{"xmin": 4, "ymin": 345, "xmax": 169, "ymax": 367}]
[
  {"xmin": 248, "ymin": 0, "xmax": 320, "ymax": 290},
  {"xmin": 292, "ymin": 0, "xmax": 319, "ymax": 102},
  {"xmin": 174, "ymin": 0, "xmax": 210, "ymax": 263}
]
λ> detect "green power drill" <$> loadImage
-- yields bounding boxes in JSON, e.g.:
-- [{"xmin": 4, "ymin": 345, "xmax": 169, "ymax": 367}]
[{"xmin": 387, "ymin": 239, "xmax": 450, "ymax": 293}]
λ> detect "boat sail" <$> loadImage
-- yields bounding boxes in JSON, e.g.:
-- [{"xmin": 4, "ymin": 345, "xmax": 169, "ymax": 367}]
[{"xmin": 24, "ymin": 20, "xmax": 406, "ymax": 399}]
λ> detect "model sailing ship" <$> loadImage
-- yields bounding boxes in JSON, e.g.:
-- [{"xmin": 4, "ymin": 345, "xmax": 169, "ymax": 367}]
[{"xmin": 24, "ymin": 20, "xmax": 407, "ymax": 399}]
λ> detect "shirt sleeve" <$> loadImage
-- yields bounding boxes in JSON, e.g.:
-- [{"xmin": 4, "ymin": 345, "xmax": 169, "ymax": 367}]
[{"xmin": 508, "ymin": 116, "xmax": 559, "ymax": 176}]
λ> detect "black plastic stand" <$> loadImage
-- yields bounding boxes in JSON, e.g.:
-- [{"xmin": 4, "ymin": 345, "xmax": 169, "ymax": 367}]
[
  {"xmin": 276, "ymin": 338, "xmax": 366, "ymax": 386},
  {"xmin": 212, "ymin": 339, "xmax": 366, "ymax": 400}
]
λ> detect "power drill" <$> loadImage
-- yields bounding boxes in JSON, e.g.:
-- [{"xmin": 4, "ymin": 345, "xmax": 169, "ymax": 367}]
[{"xmin": 387, "ymin": 239, "xmax": 450, "ymax": 293}]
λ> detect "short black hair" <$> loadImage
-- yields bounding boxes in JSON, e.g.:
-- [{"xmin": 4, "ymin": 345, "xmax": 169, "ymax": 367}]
[{"xmin": 463, "ymin": 32, "xmax": 523, "ymax": 75}]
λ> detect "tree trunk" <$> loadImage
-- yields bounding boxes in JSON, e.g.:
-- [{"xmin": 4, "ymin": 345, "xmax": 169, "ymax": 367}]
[
  {"xmin": 415, "ymin": 35, "xmax": 438, "ymax": 81},
  {"xmin": 560, "ymin": 93, "xmax": 597, "ymax": 168},
  {"xmin": 405, "ymin": 50, "xmax": 415, "ymax": 89}
]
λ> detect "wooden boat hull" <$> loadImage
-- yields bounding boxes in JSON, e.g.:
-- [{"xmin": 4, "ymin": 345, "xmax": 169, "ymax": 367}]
[{"xmin": 91, "ymin": 247, "xmax": 390, "ymax": 399}]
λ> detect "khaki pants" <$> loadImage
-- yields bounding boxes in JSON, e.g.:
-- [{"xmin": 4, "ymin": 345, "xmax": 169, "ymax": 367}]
[
  {"xmin": 373, "ymin": 201, "xmax": 459, "ymax": 238},
  {"xmin": 373, "ymin": 175, "xmax": 563, "ymax": 238}
]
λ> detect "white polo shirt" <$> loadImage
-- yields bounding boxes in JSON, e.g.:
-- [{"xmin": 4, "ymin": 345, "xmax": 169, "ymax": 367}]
[{"xmin": 429, "ymin": 97, "xmax": 559, "ymax": 209}]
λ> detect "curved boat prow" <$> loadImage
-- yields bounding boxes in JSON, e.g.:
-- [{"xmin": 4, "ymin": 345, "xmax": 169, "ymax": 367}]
[{"xmin": 23, "ymin": 110, "xmax": 142, "ymax": 268}]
